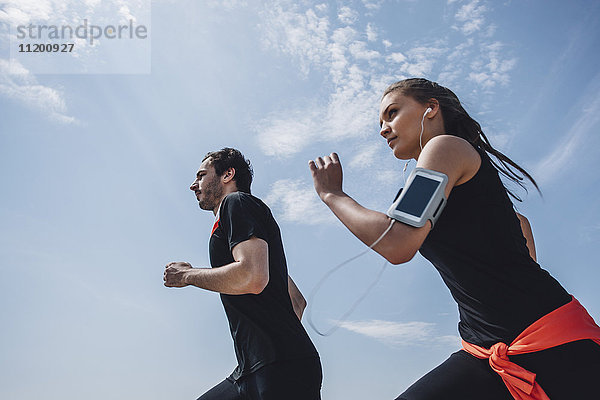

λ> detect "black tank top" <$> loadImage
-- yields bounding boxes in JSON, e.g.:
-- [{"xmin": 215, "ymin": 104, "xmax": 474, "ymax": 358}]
[{"xmin": 418, "ymin": 148, "xmax": 571, "ymax": 348}]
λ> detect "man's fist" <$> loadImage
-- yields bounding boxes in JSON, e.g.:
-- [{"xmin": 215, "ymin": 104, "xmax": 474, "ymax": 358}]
[{"xmin": 164, "ymin": 261, "xmax": 192, "ymax": 287}]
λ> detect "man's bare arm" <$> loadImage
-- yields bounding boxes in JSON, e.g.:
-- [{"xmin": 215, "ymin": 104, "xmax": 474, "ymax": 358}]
[
  {"xmin": 288, "ymin": 276, "xmax": 307, "ymax": 320},
  {"xmin": 164, "ymin": 237, "xmax": 270, "ymax": 295}
]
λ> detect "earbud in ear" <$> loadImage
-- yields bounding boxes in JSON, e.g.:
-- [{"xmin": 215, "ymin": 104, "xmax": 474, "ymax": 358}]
[{"xmin": 425, "ymin": 107, "xmax": 432, "ymax": 114}]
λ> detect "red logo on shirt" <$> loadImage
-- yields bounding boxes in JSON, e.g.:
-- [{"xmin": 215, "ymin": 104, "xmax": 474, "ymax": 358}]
[{"xmin": 211, "ymin": 219, "xmax": 220, "ymax": 236}]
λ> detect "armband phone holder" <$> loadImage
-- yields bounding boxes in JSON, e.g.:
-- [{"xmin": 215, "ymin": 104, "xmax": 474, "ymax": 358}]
[{"xmin": 386, "ymin": 168, "xmax": 448, "ymax": 228}]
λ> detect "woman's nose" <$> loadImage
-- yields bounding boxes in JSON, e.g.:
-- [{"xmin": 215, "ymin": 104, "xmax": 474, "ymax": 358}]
[{"xmin": 380, "ymin": 123, "xmax": 391, "ymax": 137}]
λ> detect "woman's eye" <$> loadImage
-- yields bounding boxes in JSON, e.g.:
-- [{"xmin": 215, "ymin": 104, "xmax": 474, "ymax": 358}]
[{"xmin": 389, "ymin": 109, "xmax": 397, "ymax": 118}]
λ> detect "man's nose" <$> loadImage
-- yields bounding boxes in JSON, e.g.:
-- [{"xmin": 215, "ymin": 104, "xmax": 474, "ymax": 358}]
[{"xmin": 190, "ymin": 180, "xmax": 198, "ymax": 191}]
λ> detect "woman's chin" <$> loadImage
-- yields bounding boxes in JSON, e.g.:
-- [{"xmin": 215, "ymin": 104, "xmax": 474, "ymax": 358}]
[{"xmin": 392, "ymin": 147, "xmax": 411, "ymax": 160}]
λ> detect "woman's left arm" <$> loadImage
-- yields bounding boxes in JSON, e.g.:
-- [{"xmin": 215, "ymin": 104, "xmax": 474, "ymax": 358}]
[
  {"xmin": 516, "ymin": 213, "xmax": 537, "ymax": 262},
  {"xmin": 287, "ymin": 275, "xmax": 307, "ymax": 320},
  {"xmin": 309, "ymin": 136, "xmax": 481, "ymax": 264}
]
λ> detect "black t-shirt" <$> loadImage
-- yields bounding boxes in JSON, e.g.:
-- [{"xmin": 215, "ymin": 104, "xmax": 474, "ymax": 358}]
[
  {"xmin": 417, "ymin": 148, "xmax": 571, "ymax": 348},
  {"xmin": 209, "ymin": 192, "xmax": 318, "ymax": 380}
]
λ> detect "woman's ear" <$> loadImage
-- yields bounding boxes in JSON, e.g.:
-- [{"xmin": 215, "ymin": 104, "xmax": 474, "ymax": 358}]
[{"xmin": 427, "ymin": 98, "xmax": 441, "ymax": 118}]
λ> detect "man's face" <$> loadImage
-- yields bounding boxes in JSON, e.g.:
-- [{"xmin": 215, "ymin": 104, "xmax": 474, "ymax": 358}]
[{"xmin": 189, "ymin": 159, "xmax": 224, "ymax": 211}]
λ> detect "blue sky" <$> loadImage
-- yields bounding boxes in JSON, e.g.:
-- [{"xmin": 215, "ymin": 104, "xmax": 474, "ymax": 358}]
[{"xmin": 1, "ymin": 0, "xmax": 599, "ymax": 399}]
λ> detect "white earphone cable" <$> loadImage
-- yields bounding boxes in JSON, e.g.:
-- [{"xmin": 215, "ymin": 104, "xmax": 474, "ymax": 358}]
[
  {"xmin": 306, "ymin": 107, "xmax": 429, "ymax": 336},
  {"xmin": 419, "ymin": 108, "xmax": 429, "ymax": 151},
  {"xmin": 306, "ymin": 219, "xmax": 396, "ymax": 336}
]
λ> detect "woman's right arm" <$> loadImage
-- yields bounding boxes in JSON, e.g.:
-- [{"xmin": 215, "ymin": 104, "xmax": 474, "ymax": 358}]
[
  {"xmin": 309, "ymin": 136, "xmax": 481, "ymax": 264},
  {"xmin": 315, "ymin": 190, "xmax": 427, "ymax": 264}
]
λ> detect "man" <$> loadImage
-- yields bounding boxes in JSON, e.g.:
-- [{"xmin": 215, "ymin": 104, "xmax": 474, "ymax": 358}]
[{"xmin": 164, "ymin": 148, "xmax": 322, "ymax": 400}]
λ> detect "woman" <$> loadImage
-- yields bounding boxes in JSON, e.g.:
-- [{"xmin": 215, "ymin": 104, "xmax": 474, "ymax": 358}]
[{"xmin": 309, "ymin": 78, "xmax": 600, "ymax": 399}]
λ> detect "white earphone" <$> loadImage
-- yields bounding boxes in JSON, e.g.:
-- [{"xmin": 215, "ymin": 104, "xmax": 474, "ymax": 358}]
[{"xmin": 420, "ymin": 107, "xmax": 433, "ymax": 150}]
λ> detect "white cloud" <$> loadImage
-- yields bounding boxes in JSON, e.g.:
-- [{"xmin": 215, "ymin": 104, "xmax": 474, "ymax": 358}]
[
  {"xmin": 533, "ymin": 86, "xmax": 600, "ymax": 185},
  {"xmin": 454, "ymin": 0, "xmax": 487, "ymax": 35},
  {"xmin": 338, "ymin": 319, "xmax": 460, "ymax": 347},
  {"xmin": 84, "ymin": 0, "xmax": 102, "ymax": 7},
  {"xmin": 401, "ymin": 46, "xmax": 447, "ymax": 77},
  {"xmin": 362, "ymin": 0, "xmax": 384, "ymax": 11},
  {"xmin": 349, "ymin": 41, "xmax": 380, "ymax": 61},
  {"xmin": 338, "ymin": 6, "xmax": 358, "ymax": 25},
  {"xmin": 0, "ymin": 0, "xmax": 150, "ymax": 120},
  {"xmin": 253, "ymin": 0, "xmax": 524, "ymax": 224},
  {"xmin": 329, "ymin": 26, "xmax": 357, "ymax": 84},
  {"xmin": 255, "ymin": 0, "xmax": 522, "ymax": 158},
  {"xmin": 324, "ymin": 68, "xmax": 380, "ymax": 138},
  {"xmin": 369, "ymin": 73, "xmax": 402, "ymax": 94},
  {"xmin": 348, "ymin": 142, "xmax": 382, "ymax": 169},
  {"xmin": 484, "ymin": 23, "xmax": 497, "ymax": 37},
  {"xmin": 0, "ymin": 59, "xmax": 76, "ymax": 123},
  {"xmin": 390, "ymin": 46, "xmax": 449, "ymax": 77},
  {"xmin": 259, "ymin": 4, "xmax": 330, "ymax": 76},
  {"xmin": 438, "ymin": 38, "xmax": 473, "ymax": 85},
  {"xmin": 376, "ymin": 169, "xmax": 403, "ymax": 185},
  {"xmin": 263, "ymin": 179, "xmax": 334, "ymax": 224},
  {"xmin": 446, "ymin": 38, "xmax": 474, "ymax": 63},
  {"xmin": 256, "ymin": 109, "xmax": 320, "ymax": 157},
  {"xmin": 0, "ymin": 7, "xmax": 30, "ymax": 26},
  {"xmin": 257, "ymin": 4, "xmax": 388, "ymax": 158},
  {"xmin": 315, "ymin": 3, "xmax": 328, "ymax": 13},
  {"xmin": 255, "ymin": 3, "xmax": 457, "ymax": 160},
  {"xmin": 0, "ymin": 1, "xmax": 56, "ymax": 25},
  {"xmin": 206, "ymin": 0, "xmax": 248, "ymax": 10},
  {"xmin": 441, "ymin": 3, "xmax": 503, "ymax": 90},
  {"xmin": 118, "ymin": 3, "xmax": 136, "ymax": 23},
  {"xmin": 468, "ymin": 42, "xmax": 516, "ymax": 89},
  {"xmin": 387, "ymin": 52, "xmax": 407, "ymax": 64},
  {"xmin": 0, "ymin": 0, "xmax": 146, "ymax": 28},
  {"xmin": 255, "ymin": 0, "xmax": 519, "ymax": 200},
  {"xmin": 331, "ymin": 25, "xmax": 357, "ymax": 45},
  {"xmin": 2, "ymin": 0, "xmax": 150, "ymax": 74},
  {"xmin": 366, "ymin": 23, "xmax": 377, "ymax": 42},
  {"xmin": 257, "ymin": 78, "xmax": 380, "ymax": 159},
  {"xmin": 440, "ymin": 2, "xmax": 517, "ymax": 91}
]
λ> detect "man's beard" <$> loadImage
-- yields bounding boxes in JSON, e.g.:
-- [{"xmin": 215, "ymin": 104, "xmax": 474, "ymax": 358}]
[{"xmin": 198, "ymin": 177, "xmax": 223, "ymax": 211}]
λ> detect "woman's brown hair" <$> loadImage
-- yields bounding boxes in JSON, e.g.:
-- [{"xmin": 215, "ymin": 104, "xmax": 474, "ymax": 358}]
[{"xmin": 383, "ymin": 78, "xmax": 540, "ymax": 201}]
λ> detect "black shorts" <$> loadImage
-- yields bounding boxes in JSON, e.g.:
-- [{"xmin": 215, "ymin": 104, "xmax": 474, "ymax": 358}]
[
  {"xmin": 395, "ymin": 340, "xmax": 600, "ymax": 400},
  {"xmin": 197, "ymin": 357, "xmax": 322, "ymax": 400}
]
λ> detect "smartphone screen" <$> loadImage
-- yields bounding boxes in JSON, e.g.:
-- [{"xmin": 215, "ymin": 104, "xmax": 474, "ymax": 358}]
[{"xmin": 395, "ymin": 175, "xmax": 441, "ymax": 217}]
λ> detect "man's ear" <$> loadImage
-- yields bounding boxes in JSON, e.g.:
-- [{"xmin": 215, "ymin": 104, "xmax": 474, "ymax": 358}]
[{"xmin": 222, "ymin": 167, "xmax": 236, "ymax": 184}]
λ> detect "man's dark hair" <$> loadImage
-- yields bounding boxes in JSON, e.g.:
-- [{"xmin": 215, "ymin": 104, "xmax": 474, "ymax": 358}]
[{"xmin": 202, "ymin": 148, "xmax": 253, "ymax": 194}]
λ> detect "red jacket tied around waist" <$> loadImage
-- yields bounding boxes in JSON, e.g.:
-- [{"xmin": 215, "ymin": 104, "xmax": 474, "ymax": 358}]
[{"xmin": 462, "ymin": 296, "xmax": 600, "ymax": 400}]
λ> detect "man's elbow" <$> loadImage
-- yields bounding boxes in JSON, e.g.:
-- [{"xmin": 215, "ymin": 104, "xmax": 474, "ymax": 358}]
[{"xmin": 246, "ymin": 270, "xmax": 270, "ymax": 294}]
